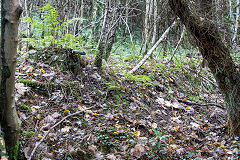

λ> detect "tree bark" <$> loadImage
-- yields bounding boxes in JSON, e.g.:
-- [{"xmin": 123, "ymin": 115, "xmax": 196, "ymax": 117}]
[
  {"xmin": 94, "ymin": 0, "xmax": 120, "ymax": 68},
  {"xmin": 232, "ymin": 0, "xmax": 239, "ymax": 43},
  {"xmin": 151, "ymin": 0, "xmax": 158, "ymax": 46},
  {"xmin": 91, "ymin": 0, "xmax": 98, "ymax": 38},
  {"xmin": 0, "ymin": 0, "xmax": 23, "ymax": 159},
  {"xmin": 169, "ymin": 0, "xmax": 240, "ymax": 136}
]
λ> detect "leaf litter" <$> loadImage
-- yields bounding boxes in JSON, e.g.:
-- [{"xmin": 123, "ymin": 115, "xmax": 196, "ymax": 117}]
[{"xmin": 16, "ymin": 49, "xmax": 240, "ymax": 160}]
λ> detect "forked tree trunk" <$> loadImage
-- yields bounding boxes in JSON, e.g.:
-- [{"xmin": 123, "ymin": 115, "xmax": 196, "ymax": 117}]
[
  {"xmin": 169, "ymin": 0, "xmax": 240, "ymax": 136},
  {"xmin": 94, "ymin": 0, "xmax": 120, "ymax": 68},
  {"xmin": 0, "ymin": 0, "xmax": 23, "ymax": 159}
]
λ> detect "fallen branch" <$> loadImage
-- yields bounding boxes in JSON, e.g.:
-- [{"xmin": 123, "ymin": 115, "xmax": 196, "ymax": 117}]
[
  {"xmin": 28, "ymin": 107, "xmax": 94, "ymax": 160},
  {"xmin": 176, "ymin": 98, "xmax": 224, "ymax": 110},
  {"xmin": 129, "ymin": 21, "xmax": 178, "ymax": 74}
]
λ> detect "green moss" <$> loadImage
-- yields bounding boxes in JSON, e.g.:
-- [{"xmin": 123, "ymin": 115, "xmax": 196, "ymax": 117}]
[
  {"xmin": 18, "ymin": 79, "xmax": 54, "ymax": 88},
  {"xmin": 6, "ymin": 142, "xmax": 19, "ymax": 160},
  {"xmin": 18, "ymin": 79, "xmax": 79, "ymax": 88}
]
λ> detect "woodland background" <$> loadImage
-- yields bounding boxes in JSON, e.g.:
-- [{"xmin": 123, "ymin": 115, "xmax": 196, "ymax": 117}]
[{"xmin": 0, "ymin": 0, "xmax": 240, "ymax": 159}]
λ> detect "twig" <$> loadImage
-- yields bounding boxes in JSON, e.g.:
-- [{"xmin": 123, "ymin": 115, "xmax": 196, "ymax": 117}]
[
  {"xmin": 129, "ymin": 21, "xmax": 178, "ymax": 74},
  {"xmin": 176, "ymin": 98, "xmax": 225, "ymax": 110},
  {"xmin": 121, "ymin": 16, "xmax": 133, "ymax": 44},
  {"xmin": 164, "ymin": 26, "xmax": 185, "ymax": 65},
  {"xmin": 28, "ymin": 107, "xmax": 94, "ymax": 160}
]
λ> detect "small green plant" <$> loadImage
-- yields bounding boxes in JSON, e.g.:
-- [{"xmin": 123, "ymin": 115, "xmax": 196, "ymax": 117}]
[
  {"xmin": 21, "ymin": 4, "xmax": 85, "ymax": 50},
  {"xmin": 41, "ymin": 4, "xmax": 59, "ymax": 37},
  {"xmin": 20, "ymin": 104, "xmax": 31, "ymax": 112},
  {"xmin": 149, "ymin": 129, "xmax": 169, "ymax": 159}
]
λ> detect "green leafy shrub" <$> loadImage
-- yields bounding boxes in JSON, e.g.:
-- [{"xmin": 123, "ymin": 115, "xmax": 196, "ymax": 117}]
[{"xmin": 21, "ymin": 4, "xmax": 85, "ymax": 50}]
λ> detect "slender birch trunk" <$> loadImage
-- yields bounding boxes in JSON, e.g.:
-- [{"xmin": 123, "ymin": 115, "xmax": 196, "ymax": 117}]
[
  {"xmin": 0, "ymin": 0, "xmax": 23, "ymax": 159},
  {"xmin": 91, "ymin": 0, "xmax": 98, "ymax": 38},
  {"xmin": 151, "ymin": 0, "xmax": 158, "ymax": 45},
  {"xmin": 79, "ymin": 0, "xmax": 84, "ymax": 33},
  {"xmin": 232, "ymin": 0, "xmax": 239, "ymax": 43},
  {"xmin": 94, "ymin": 0, "xmax": 120, "ymax": 68},
  {"xmin": 143, "ymin": 0, "xmax": 150, "ymax": 54}
]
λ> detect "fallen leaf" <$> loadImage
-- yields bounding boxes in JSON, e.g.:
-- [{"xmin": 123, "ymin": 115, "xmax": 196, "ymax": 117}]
[
  {"xmin": 134, "ymin": 131, "xmax": 141, "ymax": 137},
  {"xmin": 41, "ymin": 69, "xmax": 45, "ymax": 74},
  {"xmin": 130, "ymin": 144, "xmax": 145, "ymax": 158},
  {"xmin": 61, "ymin": 126, "xmax": 70, "ymax": 134},
  {"xmin": 170, "ymin": 144, "xmax": 178, "ymax": 150},
  {"xmin": 78, "ymin": 105, "xmax": 87, "ymax": 111},
  {"xmin": 36, "ymin": 114, "xmax": 41, "ymax": 120},
  {"xmin": 156, "ymin": 97, "xmax": 165, "ymax": 105},
  {"xmin": 107, "ymin": 154, "xmax": 117, "ymax": 160},
  {"xmin": 92, "ymin": 113, "xmax": 100, "ymax": 116},
  {"xmin": 172, "ymin": 101, "xmax": 184, "ymax": 109},
  {"xmin": 165, "ymin": 101, "xmax": 172, "ymax": 107},
  {"xmin": 63, "ymin": 110, "xmax": 69, "ymax": 115},
  {"xmin": 151, "ymin": 123, "xmax": 158, "ymax": 129},
  {"xmin": 190, "ymin": 122, "xmax": 200, "ymax": 130},
  {"xmin": 88, "ymin": 145, "xmax": 97, "ymax": 153}
]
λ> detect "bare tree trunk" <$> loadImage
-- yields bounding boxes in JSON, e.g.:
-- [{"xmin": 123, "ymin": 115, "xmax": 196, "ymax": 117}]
[
  {"xmin": 229, "ymin": 0, "xmax": 232, "ymax": 19},
  {"xmin": 0, "ymin": 0, "xmax": 23, "ymax": 159},
  {"xmin": 94, "ymin": 0, "xmax": 112, "ymax": 68},
  {"xmin": 151, "ymin": 0, "xmax": 158, "ymax": 46},
  {"xmin": 24, "ymin": 0, "xmax": 30, "ymax": 37},
  {"xmin": 91, "ymin": 0, "xmax": 98, "ymax": 39},
  {"xmin": 124, "ymin": 0, "xmax": 130, "ymax": 36},
  {"xmin": 143, "ymin": 0, "xmax": 153, "ymax": 55},
  {"xmin": 232, "ymin": 0, "xmax": 239, "ymax": 43},
  {"xmin": 169, "ymin": 0, "xmax": 240, "ymax": 136},
  {"xmin": 72, "ymin": 0, "xmax": 80, "ymax": 35},
  {"xmin": 79, "ymin": 0, "xmax": 84, "ymax": 33},
  {"xmin": 94, "ymin": 0, "xmax": 120, "ymax": 68}
]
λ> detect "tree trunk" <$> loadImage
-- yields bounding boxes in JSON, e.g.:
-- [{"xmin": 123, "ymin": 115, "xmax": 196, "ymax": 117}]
[
  {"xmin": 232, "ymin": 0, "xmax": 239, "ymax": 43},
  {"xmin": 0, "ymin": 0, "xmax": 23, "ymax": 159},
  {"xmin": 91, "ymin": 0, "xmax": 98, "ymax": 38},
  {"xmin": 79, "ymin": 0, "xmax": 84, "ymax": 33},
  {"xmin": 169, "ymin": 0, "xmax": 240, "ymax": 136},
  {"xmin": 143, "ymin": 0, "xmax": 153, "ymax": 55},
  {"xmin": 94, "ymin": 0, "xmax": 120, "ymax": 68},
  {"xmin": 151, "ymin": 0, "xmax": 158, "ymax": 46}
]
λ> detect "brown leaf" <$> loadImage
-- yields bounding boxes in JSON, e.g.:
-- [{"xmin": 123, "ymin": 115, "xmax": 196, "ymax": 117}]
[
  {"xmin": 130, "ymin": 144, "xmax": 145, "ymax": 158},
  {"xmin": 88, "ymin": 145, "xmax": 97, "ymax": 153},
  {"xmin": 107, "ymin": 154, "xmax": 117, "ymax": 160}
]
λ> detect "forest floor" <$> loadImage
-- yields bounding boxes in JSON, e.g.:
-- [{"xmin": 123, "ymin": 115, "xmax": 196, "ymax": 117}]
[{"xmin": 16, "ymin": 48, "xmax": 240, "ymax": 160}]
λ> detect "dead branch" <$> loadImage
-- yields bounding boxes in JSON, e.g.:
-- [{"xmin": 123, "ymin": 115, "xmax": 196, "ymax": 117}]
[
  {"xmin": 28, "ymin": 107, "xmax": 94, "ymax": 160},
  {"xmin": 129, "ymin": 21, "xmax": 178, "ymax": 74}
]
